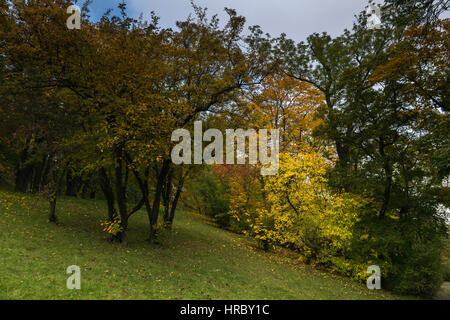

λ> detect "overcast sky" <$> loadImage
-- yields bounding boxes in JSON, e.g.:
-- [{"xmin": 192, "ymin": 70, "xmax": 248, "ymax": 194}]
[{"xmin": 86, "ymin": 0, "xmax": 384, "ymax": 42}]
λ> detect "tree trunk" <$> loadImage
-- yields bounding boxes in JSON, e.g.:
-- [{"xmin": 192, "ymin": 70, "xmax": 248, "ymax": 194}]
[
  {"xmin": 48, "ymin": 190, "xmax": 57, "ymax": 223},
  {"xmin": 130, "ymin": 166, "xmax": 153, "ymax": 241},
  {"xmin": 31, "ymin": 156, "xmax": 47, "ymax": 193},
  {"xmin": 149, "ymin": 159, "xmax": 170, "ymax": 243},
  {"xmin": 378, "ymin": 139, "xmax": 392, "ymax": 219},
  {"xmin": 46, "ymin": 158, "xmax": 66, "ymax": 224},
  {"xmin": 14, "ymin": 139, "xmax": 32, "ymax": 193},
  {"xmin": 15, "ymin": 161, "xmax": 34, "ymax": 193},
  {"xmin": 99, "ymin": 167, "xmax": 117, "ymax": 221},
  {"xmin": 379, "ymin": 169, "xmax": 392, "ymax": 219},
  {"xmin": 336, "ymin": 141, "xmax": 350, "ymax": 169},
  {"xmin": 66, "ymin": 169, "xmax": 82, "ymax": 197},
  {"xmin": 114, "ymin": 152, "xmax": 129, "ymax": 246},
  {"xmin": 166, "ymin": 169, "xmax": 188, "ymax": 228},
  {"xmin": 163, "ymin": 169, "xmax": 173, "ymax": 224},
  {"xmin": 167, "ymin": 179, "xmax": 184, "ymax": 228},
  {"xmin": 81, "ymin": 181, "xmax": 90, "ymax": 199}
]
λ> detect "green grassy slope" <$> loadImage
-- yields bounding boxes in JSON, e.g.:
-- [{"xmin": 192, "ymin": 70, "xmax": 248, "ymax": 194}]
[{"xmin": 0, "ymin": 190, "xmax": 413, "ymax": 299}]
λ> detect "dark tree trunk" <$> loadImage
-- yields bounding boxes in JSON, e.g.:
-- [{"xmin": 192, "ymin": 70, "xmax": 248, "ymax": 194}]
[
  {"xmin": 66, "ymin": 169, "xmax": 82, "ymax": 197},
  {"xmin": 114, "ymin": 150, "xmax": 129, "ymax": 246},
  {"xmin": 14, "ymin": 138, "xmax": 42, "ymax": 193},
  {"xmin": 149, "ymin": 159, "xmax": 170, "ymax": 243},
  {"xmin": 40, "ymin": 156, "xmax": 51, "ymax": 188},
  {"xmin": 166, "ymin": 169, "xmax": 189, "ymax": 228},
  {"xmin": 378, "ymin": 139, "xmax": 392, "ymax": 220},
  {"xmin": 130, "ymin": 165, "xmax": 153, "ymax": 240},
  {"xmin": 47, "ymin": 159, "xmax": 67, "ymax": 224},
  {"xmin": 335, "ymin": 141, "xmax": 350, "ymax": 169},
  {"xmin": 167, "ymin": 174, "xmax": 185, "ymax": 228},
  {"xmin": 48, "ymin": 192, "xmax": 57, "ymax": 224},
  {"xmin": 379, "ymin": 168, "xmax": 392, "ymax": 220},
  {"xmin": 15, "ymin": 162, "xmax": 34, "ymax": 193},
  {"xmin": 31, "ymin": 156, "xmax": 47, "ymax": 193},
  {"xmin": 99, "ymin": 167, "xmax": 117, "ymax": 221},
  {"xmin": 81, "ymin": 181, "xmax": 90, "ymax": 199},
  {"xmin": 163, "ymin": 169, "xmax": 173, "ymax": 224}
]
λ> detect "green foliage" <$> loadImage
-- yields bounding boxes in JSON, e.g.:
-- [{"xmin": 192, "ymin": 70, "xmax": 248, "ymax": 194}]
[
  {"xmin": 347, "ymin": 203, "xmax": 447, "ymax": 297},
  {"xmin": 388, "ymin": 242, "xmax": 443, "ymax": 297},
  {"xmin": 185, "ymin": 169, "xmax": 230, "ymax": 228}
]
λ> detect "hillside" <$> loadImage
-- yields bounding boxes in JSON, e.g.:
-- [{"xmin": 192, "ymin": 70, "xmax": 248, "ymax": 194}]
[{"xmin": 0, "ymin": 190, "xmax": 413, "ymax": 300}]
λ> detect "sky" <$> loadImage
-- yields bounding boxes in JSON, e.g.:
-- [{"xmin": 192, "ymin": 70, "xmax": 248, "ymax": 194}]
[{"xmin": 83, "ymin": 0, "xmax": 382, "ymax": 42}]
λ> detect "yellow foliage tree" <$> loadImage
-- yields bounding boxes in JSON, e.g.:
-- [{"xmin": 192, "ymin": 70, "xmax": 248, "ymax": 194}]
[
  {"xmin": 244, "ymin": 151, "xmax": 367, "ymax": 262},
  {"xmin": 247, "ymin": 74, "xmax": 324, "ymax": 153}
]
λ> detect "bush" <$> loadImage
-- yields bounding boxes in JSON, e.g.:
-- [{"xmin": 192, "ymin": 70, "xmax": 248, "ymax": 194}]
[
  {"xmin": 387, "ymin": 242, "xmax": 443, "ymax": 297},
  {"xmin": 214, "ymin": 211, "xmax": 232, "ymax": 229},
  {"xmin": 348, "ymin": 205, "xmax": 447, "ymax": 297}
]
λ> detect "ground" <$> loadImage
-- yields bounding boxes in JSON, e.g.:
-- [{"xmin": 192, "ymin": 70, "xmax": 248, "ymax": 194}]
[
  {"xmin": 434, "ymin": 282, "xmax": 450, "ymax": 300},
  {"xmin": 0, "ymin": 189, "xmax": 416, "ymax": 299},
  {"xmin": 435, "ymin": 238, "xmax": 450, "ymax": 300}
]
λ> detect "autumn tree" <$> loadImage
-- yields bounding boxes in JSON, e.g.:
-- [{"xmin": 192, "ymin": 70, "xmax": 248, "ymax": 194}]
[
  {"xmin": 138, "ymin": 4, "xmax": 273, "ymax": 242},
  {"xmin": 0, "ymin": 0, "xmax": 88, "ymax": 222}
]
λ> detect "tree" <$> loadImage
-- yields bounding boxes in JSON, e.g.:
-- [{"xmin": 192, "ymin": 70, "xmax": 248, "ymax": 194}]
[
  {"xmin": 0, "ymin": 0, "xmax": 85, "ymax": 222},
  {"xmin": 371, "ymin": 19, "xmax": 449, "ymax": 112},
  {"xmin": 245, "ymin": 74, "xmax": 324, "ymax": 153},
  {"xmin": 251, "ymin": 151, "xmax": 363, "ymax": 259},
  {"xmin": 383, "ymin": 0, "xmax": 449, "ymax": 29}
]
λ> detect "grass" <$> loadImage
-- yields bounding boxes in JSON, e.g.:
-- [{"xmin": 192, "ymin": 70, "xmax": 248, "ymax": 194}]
[{"xmin": 0, "ymin": 189, "xmax": 415, "ymax": 300}]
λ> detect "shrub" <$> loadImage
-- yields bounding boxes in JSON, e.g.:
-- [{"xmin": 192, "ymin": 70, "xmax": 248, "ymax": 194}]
[
  {"xmin": 387, "ymin": 242, "xmax": 443, "ymax": 297},
  {"xmin": 349, "ymin": 205, "xmax": 447, "ymax": 297}
]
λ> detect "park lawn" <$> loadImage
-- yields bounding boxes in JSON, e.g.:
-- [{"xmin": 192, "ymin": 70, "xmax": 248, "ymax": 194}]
[{"xmin": 0, "ymin": 189, "xmax": 414, "ymax": 300}]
